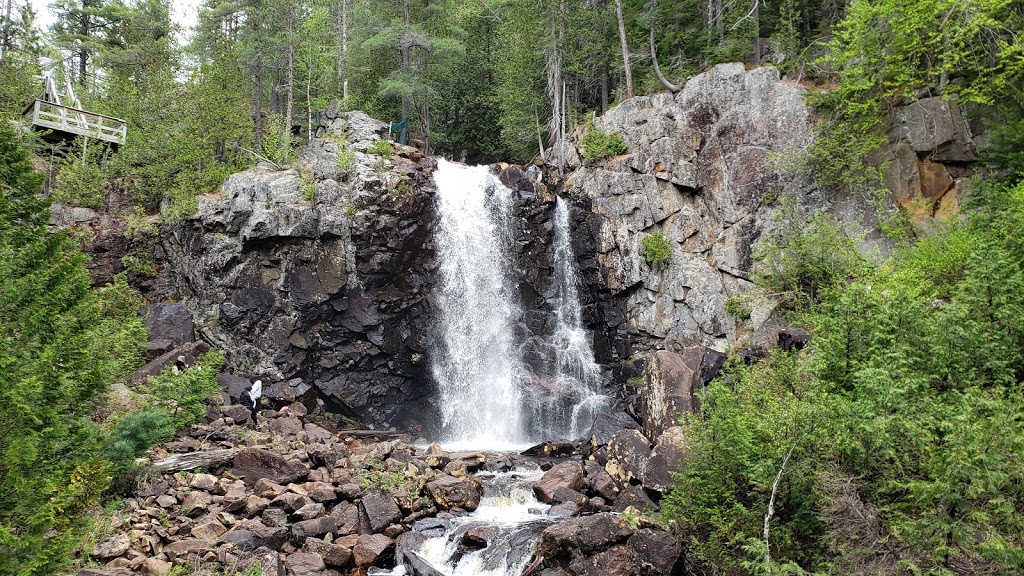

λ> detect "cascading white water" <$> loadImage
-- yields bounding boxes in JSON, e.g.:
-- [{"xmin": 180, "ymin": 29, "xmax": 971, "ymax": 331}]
[
  {"xmin": 549, "ymin": 198, "xmax": 609, "ymax": 436},
  {"xmin": 431, "ymin": 160, "xmax": 527, "ymax": 449}
]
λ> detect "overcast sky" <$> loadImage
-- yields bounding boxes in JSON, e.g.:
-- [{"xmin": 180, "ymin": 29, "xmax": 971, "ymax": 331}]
[{"xmin": 28, "ymin": 0, "xmax": 202, "ymax": 37}]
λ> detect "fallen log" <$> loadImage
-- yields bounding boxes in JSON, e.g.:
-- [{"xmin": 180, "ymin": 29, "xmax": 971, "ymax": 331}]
[{"xmin": 151, "ymin": 448, "xmax": 237, "ymax": 473}]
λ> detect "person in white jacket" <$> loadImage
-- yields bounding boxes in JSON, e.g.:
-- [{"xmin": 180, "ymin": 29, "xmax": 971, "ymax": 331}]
[{"xmin": 239, "ymin": 380, "xmax": 263, "ymax": 425}]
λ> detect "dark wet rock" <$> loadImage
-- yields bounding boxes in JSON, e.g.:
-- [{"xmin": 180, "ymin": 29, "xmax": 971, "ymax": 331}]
[
  {"xmin": 523, "ymin": 439, "xmax": 576, "ymax": 458},
  {"xmin": 233, "ymin": 448, "xmax": 309, "ymax": 485},
  {"xmin": 539, "ymin": 513, "xmax": 635, "ymax": 558},
  {"xmin": 587, "ymin": 411, "xmax": 641, "ymax": 448},
  {"xmin": 533, "ymin": 461, "xmax": 585, "ymax": 504}
]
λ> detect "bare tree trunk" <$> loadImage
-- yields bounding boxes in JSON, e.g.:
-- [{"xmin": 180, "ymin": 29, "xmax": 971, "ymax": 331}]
[
  {"xmin": 752, "ymin": 0, "xmax": 761, "ymax": 65},
  {"xmin": 1, "ymin": 0, "xmax": 13, "ymax": 52},
  {"xmin": 546, "ymin": 0, "xmax": 565, "ymax": 146},
  {"xmin": 253, "ymin": 59, "xmax": 264, "ymax": 151},
  {"xmin": 306, "ymin": 52, "xmax": 313, "ymax": 138},
  {"xmin": 401, "ymin": 0, "xmax": 410, "ymax": 121},
  {"xmin": 650, "ymin": 25, "xmax": 680, "ymax": 93},
  {"xmin": 600, "ymin": 60, "xmax": 609, "ymax": 112},
  {"xmin": 615, "ymin": 0, "xmax": 633, "ymax": 99},
  {"xmin": 333, "ymin": 0, "xmax": 348, "ymax": 101},
  {"xmin": 151, "ymin": 449, "xmax": 236, "ymax": 473},
  {"xmin": 282, "ymin": 3, "xmax": 296, "ymax": 160},
  {"xmin": 764, "ymin": 443, "xmax": 797, "ymax": 570}
]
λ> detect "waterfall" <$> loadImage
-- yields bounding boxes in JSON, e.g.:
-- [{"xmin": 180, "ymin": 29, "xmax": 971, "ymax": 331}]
[
  {"xmin": 431, "ymin": 160, "xmax": 527, "ymax": 448},
  {"xmin": 430, "ymin": 163, "xmax": 608, "ymax": 448},
  {"xmin": 544, "ymin": 198, "xmax": 607, "ymax": 437}
]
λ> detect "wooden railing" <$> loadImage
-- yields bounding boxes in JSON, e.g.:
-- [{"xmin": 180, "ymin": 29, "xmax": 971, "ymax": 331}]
[{"xmin": 24, "ymin": 99, "xmax": 127, "ymax": 145}]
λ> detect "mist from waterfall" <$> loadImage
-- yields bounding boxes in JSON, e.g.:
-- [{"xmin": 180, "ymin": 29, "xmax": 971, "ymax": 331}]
[{"xmin": 431, "ymin": 160, "xmax": 527, "ymax": 448}]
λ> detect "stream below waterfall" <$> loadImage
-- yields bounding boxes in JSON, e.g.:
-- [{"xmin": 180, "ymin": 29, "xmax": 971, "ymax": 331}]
[{"xmin": 376, "ymin": 462, "xmax": 556, "ymax": 576}]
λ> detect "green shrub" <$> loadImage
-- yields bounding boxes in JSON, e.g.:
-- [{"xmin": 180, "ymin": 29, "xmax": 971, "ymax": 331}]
[
  {"xmin": 336, "ymin": 147, "xmax": 356, "ymax": 175},
  {"xmin": 642, "ymin": 232, "xmax": 672, "ymax": 266},
  {"xmin": 301, "ymin": 174, "xmax": 316, "ymax": 201},
  {"xmin": 724, "ymin": 294, "xmax": 753, "ymax": 322},
  {"xmin": 51, "ymin": 141, "xmax": 109, "ymax": 209},
  {"xmin": 368, "ymin": 139, "xmax": 395, "ymax": 157},
  {"xmin": 146, "ymin": 350, "xmax": 225, "ymax": 429},
  {"xmin": 581, "ymin": 121, "xmax": 628, "ymax": 160},
  {"xmin": 754, "ymin": 196, "xmax": 866, "ymax": 309},
  {"xmin": 101, "ymin": 408, "xmax": 175, "ymax": 473}
]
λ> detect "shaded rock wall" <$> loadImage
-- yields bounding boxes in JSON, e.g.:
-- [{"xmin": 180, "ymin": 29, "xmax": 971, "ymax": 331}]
[{"xmin": 163, "ymin": 113, "xmax": 440, "ymax": 432}]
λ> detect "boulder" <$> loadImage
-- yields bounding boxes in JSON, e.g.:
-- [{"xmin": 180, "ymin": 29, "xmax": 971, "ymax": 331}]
[
  {"xmin": 426, "ymin": 475, "xmax": 483, "ymax": 511},
  {"xmin": 642, "ymin": 426, "xmax": 691, "ymax": 493},
  {"xmin": 233, "ymin": 448, "xmax": 309, "ymax": 485},
  {"xmin": 568, "ymin": 544, "xmax": 634, "ymax": 576},
  {"xmin": 352, "ymin": 534, "xmax": 395, "ymax": 567},
  {"xmin": 140, "ymin": 558, "xmax": 172, "ymax": 576},
  {"xmin": 330, "ymin": 502, "xmax": 360, "ymax": 536},
  {"xmin": 303, "ymin": 537, "xmax": 353, "ymax": 568},
  {"xmin": 539, "ymin": 513, "xmax": 635, "ymax": 558},
  {"xmin": 639, "ymin": 348, "xmax": 704, "ymax": 440},
  {"xmin": 361, "ymin": 490, "xmax": 402, "ymax": 533},
  {"xmin": 605, "ymin": 429, "xmax": 652, "ymax": 484},
  {"xmin": 628, "ymin": 529, "xmax": 683, "ymax": 575},
  {"xmin": 285, "ymin": 552, "xmax": 326, "ymax": 576},
  {"xmin": 533, "ymin": 461, "xmax": 584, "ymax": 504},
  {"xmin": 292, "ymin": 516, "xmax": 338, "ymax": 540},
  {"xmin": 91, "ymin": 534, "xmax": 130, "ymax": 559}
]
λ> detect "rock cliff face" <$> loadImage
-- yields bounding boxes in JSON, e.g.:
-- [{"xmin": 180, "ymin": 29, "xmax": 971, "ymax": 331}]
[
  {"xmin": 163, "ymin": 113, "xmax": 440, "ymax": 432},
  {"xmin": 553, "ymin": 63, "xmax": 837, "ymax": 353}
]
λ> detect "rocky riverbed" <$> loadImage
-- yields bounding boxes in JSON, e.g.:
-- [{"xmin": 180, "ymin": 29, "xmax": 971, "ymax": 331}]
[{"xmin": 79, "ymin": 377, "xmax": 687, "ymax": 576}]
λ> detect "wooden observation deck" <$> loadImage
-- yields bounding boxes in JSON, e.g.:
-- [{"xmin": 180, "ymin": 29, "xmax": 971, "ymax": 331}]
[{"xmin": 22, "ymin": 76, "xmax": 127, "ymax": 147}]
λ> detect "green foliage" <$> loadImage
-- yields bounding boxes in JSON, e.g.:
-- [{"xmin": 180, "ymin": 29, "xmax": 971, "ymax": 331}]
[
  {"xmin": 336, "ymin": 147, "xmax": 357, "ymax": 176},
  {"xmin": 301, "ymin": 174, "xmax": 316, "ymax": 201},
  {"xmin": 754, "ymin": 196, "xmax": 866, "ymax": 309},
  {"xmin": 664, "ymin": 176, "xmax": 1024, "ymax": 574},
  {"xmin": 641, "ymin": 232, "xmax": 672, "ymax": 266},
  {"xmin": 92, "ymin": 273, "xmax": 149, "ymax": 384},
  {"xmin": 100, "ymin": 408, "xmax": 174, "ymax": 474},
  {"xmin": 581, "ymin": 121, "xmax": 628, "ymax": 160},
  {"xmin": 368, "ymin": 139, "xmax": 395, "ymax": 157},
  {"xmin": 724, "ymin": 294, "xmax": 753, "ymax": 322},
  {"xmin": 358, "ymin": 459, "xmax": 408, "ymax": 491},
  {"xmin": 146, "ymin": 350, "xmax": 225, "ymax": 430},
  {"xmin": 0, "ymin": 120, "xmax": 124, "ymax": 576},
  {"xmin": 51, "ymin": 141, "xmax": 109, "ymax": 209}
]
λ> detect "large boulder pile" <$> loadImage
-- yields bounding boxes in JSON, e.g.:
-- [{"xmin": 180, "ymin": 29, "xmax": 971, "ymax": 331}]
[{"xmin": 84, "ymin": 389, "xmax": 487, "ymax": 575}]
